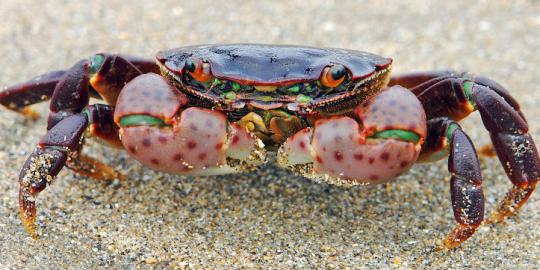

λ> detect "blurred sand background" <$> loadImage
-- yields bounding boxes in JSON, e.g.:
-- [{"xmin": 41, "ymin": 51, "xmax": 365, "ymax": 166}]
[{"xmin": 0, "ymin": 0, "xmax": 539, "ymax": 269}]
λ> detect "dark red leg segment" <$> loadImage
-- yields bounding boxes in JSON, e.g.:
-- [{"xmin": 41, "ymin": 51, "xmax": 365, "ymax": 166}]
[
  {"xmin": 85, "ymin": 104, "xmax": 122, "ymax": 148},
  {"xmin": 406, "ymin": 73, "xmax": 476, "ymax": 120},
  {"xmin": 393, "ymin": 71, "xmax": 540, "ymax": 230},
  {"xmin": 3, "ymin": 54, "xmax": 155, "ymax": 237},
  {"xmin": 19, "ymin": 113, "xmax": 87, "ymax": 237},
  {"xmin": 417, "ymin": 117, "xmax": 453, "ymax": 162},
  {"xmin": 447, "ymin": 126, "xmax": 484, "ymax": 249},
  {"xmin": 46, "ymin": 60, "xmax": 91, "ymax": 129},
  {"xmin": 89, "ymin": 54, "xmax": 144, "ymax": 105},
  {"xmin": 19, "ymin": 104, "xmax": 122, "ymax": 237},
  {"xmin": 0, "ymin": 54, "xmax": 157, "ymax": 119},
  {"xmin": 67, "ymin": 104, "xmax": 123, "ymax": 179},
  {"xmin": 473, "ymin": 85, "xmax": 539, "ymax": 223},
  {"xmin": 0, "ymin": 70, "xmax": 66, "ymax": 110},
  {"xmin": 421, "ymin": 118, "xmax": 485, "ymax": 249},
  {"xmin": 389, "ymin": 70, "xmax": 454, "ymax": 90},
  {"xmin": 0, "ymin": 70, "xmax": 67, "ymax": 118},
  {"xmin": 120, "ymin": 54, "xmax": 160, "ymax": 74}
]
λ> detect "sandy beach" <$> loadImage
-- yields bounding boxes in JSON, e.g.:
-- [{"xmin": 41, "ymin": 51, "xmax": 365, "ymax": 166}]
[{"xmin": 0, "ymin": 1, "xmax": 539, "ymax": 268}]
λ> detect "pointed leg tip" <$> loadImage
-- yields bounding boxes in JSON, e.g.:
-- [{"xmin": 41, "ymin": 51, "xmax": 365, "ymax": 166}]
[
  {"xmin": 18, "ymin": 108, "xmax": 41, "ymax": 120},
  {"xmin": 440, "ymin": 224, "xmax": 477, "ymax": 251},
  {"xmin": 477, "ymin": 143, "xmax": 497, "ymax": 158},
  {"xmin": 68, "ymin": 154, "xmax": 126, "ymax": 181},
  {"xmin": 23, "ymin": 222, "xmax": 38, "ymax": 239},
  {"xmin": 97, "ymin": 166, "xmax": 125, "ymax": 181},
  {"xmin": 19, "ymin": 187, "xmax": 39, "ymax": 238},
  {"xmin": 103, "ymin": 169, "xmax": 126, "ymax": 181},
  {"xmin": 116, "ymin": 172, "xmax": 126, "ymax": 181},
  {"xmin": 104, "ymin": 165, "xmax": 125, "ymax": 181},
  {"xmin": 440, "ymin": 238, "xmax": 461, "ymax": 251},
  {"xmin": 486, "ymin": 212, "xmax": 507, "ymax": 225},
  {"xmin": 19, "ymin": 208, "xmax": 38, "ymax": 239},
  {"xmin": 487, "ymin": 184, "xmax": 535, "ymax": 225}
]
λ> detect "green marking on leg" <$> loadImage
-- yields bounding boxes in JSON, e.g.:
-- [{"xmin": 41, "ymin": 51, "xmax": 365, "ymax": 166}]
[
  {"xmin": 82, "ymin": 108, "xmax": 96, "ymax": 139},
  {"xmin": 445, "ymin": 123, "xmax": 460, "ymax": 141},
  {"xmin": 463, "ymin": 81, "xmax": 477, "ymax": 108},
  {"xmin": 421, "ymin": 123, "xmax": 459, "ymax": 162},
  {"xmin": 82, "ymin": 108, "xmax": 92, "ymax": 124},
  {"xmin": 264, "ymin": 111, "xmax": 272, "ymax": 123},
  {"xmin": 371, "ymin": 130, "xmax": 420, "ymax": 144},
  {"xmin": 119, "ymin": 115, "xmax": 168, "ymax": 127},
  {"xmin": 89, "ymin": 54, "xmax": 105, "ymax": 76}
]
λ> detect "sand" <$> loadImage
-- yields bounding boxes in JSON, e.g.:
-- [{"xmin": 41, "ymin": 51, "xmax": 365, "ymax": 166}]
[{"xmin": 0, "ymin": 1, "xmax": 539, "ymax": 269}]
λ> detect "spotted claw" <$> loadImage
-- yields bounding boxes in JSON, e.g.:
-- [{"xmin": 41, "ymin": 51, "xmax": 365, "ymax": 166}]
[
  {"xmin": 114, "ymin": 74, "xmax": 266, "ymax": 176},
  {"xmin": 278, "ymin": 86, "xmax": 427, "ymax": 185}
]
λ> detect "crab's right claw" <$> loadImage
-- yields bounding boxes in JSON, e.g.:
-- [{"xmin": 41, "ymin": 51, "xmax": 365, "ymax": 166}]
[{"xmin": 114, "ymin": 74, "xmax": 267, "ymax": 176}]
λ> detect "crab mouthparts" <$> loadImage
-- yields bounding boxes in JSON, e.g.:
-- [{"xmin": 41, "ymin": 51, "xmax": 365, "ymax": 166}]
[{"xmin": 253, "ymin": 85, "xmax": 278, "ymax": 92}]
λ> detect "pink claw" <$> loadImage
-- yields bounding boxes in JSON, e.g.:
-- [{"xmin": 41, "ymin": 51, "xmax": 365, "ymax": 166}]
[
  {"xmin": 279, "ymin": 86, "xmax": 426, "ymax": 185},
  {"xmin": 356, "ymin": 85, "xmax": 427, "ymax": 138},
  {"xmin": 120, "ymin": 108, "xmax": 229, "ymax": 174},
  {"xmin": 120, "ymin": 108, "xmax": 266, "ymax": 176},
  {"xmin": 115, "ymin": 74, "xmax": 266, "ymax": 176},
  {"xmin": 114, "ymin": 73, "xmax": 188, "ymax": 125},
  {"xmin": 311, "ymin": 117, "xmax": 421, "ymax": 184}
]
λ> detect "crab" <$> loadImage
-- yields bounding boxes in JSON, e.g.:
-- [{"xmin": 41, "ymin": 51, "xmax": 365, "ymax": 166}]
[{"xmin": 1, "ymin": 44, "xmax": 539, "ymax": 250}]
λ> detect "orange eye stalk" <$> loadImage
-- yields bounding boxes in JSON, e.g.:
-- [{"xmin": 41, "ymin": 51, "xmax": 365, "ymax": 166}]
[
  {"xmin": 185, "ymin": 58, "xmax": 213, "ymax": 83},
  {"xmin": 320, "ymin": 64, "xmax": 347, "ymax": 88}
]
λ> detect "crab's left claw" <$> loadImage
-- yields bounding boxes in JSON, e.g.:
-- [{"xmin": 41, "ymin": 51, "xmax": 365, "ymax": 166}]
[{"xmin": 278, "ymin": 86, "xmax": 427, "ymax": 185}]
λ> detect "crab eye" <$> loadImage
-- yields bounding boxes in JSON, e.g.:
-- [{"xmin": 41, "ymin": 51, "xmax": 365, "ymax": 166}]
[
  {"xmin": 320, "ymin": 65, "xmax": 347, "ymax": 88},
  {"xmin": 185, "ymin": 58, "xmax": 213, "ymax": 83}
]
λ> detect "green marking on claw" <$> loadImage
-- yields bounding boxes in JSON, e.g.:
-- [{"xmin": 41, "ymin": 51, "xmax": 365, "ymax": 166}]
[
  {"xmin": 371, "ymin": 130, "xmax": 420, "ymax": 144},
  {"xmin": 119, "ymin": 115, "xmax": 167, "ymax": 127},
  {"xmin": 89, "ymin": 54, "xmax": 105, "ymax": 75}
]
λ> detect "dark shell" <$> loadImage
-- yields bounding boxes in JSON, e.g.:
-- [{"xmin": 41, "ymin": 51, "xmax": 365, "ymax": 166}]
[{"xmin": 156, "ymin": 44, "xmax": 392, "ymax": 86}]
